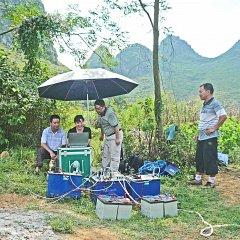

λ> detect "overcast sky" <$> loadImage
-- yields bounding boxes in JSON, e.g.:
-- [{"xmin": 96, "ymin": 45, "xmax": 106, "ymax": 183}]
[{"xmin": 41, "ymin": 0, "xmax": 240, "ymax": 69}]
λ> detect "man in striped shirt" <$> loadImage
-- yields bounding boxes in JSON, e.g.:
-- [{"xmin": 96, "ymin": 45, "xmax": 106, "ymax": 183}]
[{"xmin": 189, "ymin": 83, "xmax": 227, "ymax": 187}]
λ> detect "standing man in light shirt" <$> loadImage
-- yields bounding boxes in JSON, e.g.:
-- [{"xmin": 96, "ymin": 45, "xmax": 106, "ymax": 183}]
[
  {"xmin": 94, "ymin": 99, "xmax": 123, "ymax": 172},
  {"xmin": 35, "ymin": 114, "xmax": 66, "ymax": 173},
  {"xmin": 189, "ymin": 83, "xmax": 227, "ymax": 187}
]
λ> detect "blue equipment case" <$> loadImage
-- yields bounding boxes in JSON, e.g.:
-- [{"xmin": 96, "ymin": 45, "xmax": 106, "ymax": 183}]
[
  {"xmin": 126, "ymin": 175, "xmax": 161, "ymax": 200},
  {"xmin": 86, "ymin": 175, "xmax": 126, "ymax": 204},
  {"xmin": 47, "ymin": 172, "xmax": 82, "ymax": 199}
]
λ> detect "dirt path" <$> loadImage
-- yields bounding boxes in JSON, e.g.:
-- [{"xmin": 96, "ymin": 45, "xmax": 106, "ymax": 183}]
[
  {"xmin": 63, "ymin": 229, "xmax": 122, "ymax": 240},
  {"xmin": 217, "ymin": 167, "xmax": 240, "ymax": 205},
  {"xmin": 0, "ymin": 168, "xmax": 239, "ymax": 240}
]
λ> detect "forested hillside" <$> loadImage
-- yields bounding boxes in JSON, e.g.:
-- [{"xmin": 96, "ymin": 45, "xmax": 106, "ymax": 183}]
[{"xmin": 87, "ymin": 35, "xmax": 240, "ymax": 105}]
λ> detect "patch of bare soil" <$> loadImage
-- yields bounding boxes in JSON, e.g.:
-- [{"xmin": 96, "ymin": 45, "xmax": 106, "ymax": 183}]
[
  {"xmin": 62, "ymin": 228, "xmax": 123, "ymax": 240},
  {"xmin": 217, "ymin": 167, "xmax": 240, "ymax": 205},
  {"xmin": 0, "ymin": 193, "xmax": 38, "ymax": 208}
]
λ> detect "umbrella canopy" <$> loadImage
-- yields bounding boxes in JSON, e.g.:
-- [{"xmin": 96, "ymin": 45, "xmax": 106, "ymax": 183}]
[{"xmin": 38, "ymin": 68, "xmax": 138, "ymax": 101}]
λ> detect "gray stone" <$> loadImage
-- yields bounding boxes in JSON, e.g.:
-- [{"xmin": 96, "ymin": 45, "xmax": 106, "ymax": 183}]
[{"xmin": 0, "ymin": 208, "xmax": 60, "ymax": 240}]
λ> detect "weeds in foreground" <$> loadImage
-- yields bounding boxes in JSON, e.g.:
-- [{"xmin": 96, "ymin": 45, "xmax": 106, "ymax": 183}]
[{"xmin": 0, "ymin": 148, "xmax": 240, "ymax": 239}]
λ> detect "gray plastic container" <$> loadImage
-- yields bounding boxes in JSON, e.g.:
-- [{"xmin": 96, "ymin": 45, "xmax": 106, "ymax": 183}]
[{"xmin": 96, "ymin": 196, "xmax": 132, "ymax": 220}]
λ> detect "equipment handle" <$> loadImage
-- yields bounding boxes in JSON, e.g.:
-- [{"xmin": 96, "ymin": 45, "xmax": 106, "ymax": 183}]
[
  {"xmin": 62, "ymin": 151, "xmax": 90, "ymax": 156},
  {"xmin": 82, "ymin": 160, "xmax": 84, "ymax": 173}
]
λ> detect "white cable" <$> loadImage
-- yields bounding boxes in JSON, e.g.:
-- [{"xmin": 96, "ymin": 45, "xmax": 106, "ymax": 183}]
[
  {"xmin": 69, "ymin": 174, "xmax": 88, "ymax": 190},
  {"xmin": 29, "ymin": 173, "xmax": 87, "ymax": 202},
  {"xmin": 118, "ymin": 178, "xmax": 140, "ymax": 205},
  {"xmin": 123, "ymin": 177, "xmax": 142, "ymax": 199},
  {"xmin": 92, "ymin": 171, "xmax": 140, "ymax": 205},
  {"xmin": 41, "ymin": 172, "xmax": 99, "ymax": 205},
  {"xmin": 45, "ymin": 173, "xmax": 97, "ymax": 204},
  {"xmin": 29, "ymin": 190, "xmax": 62, "ymax": 200},
  {"xmin": 179, "ymin": 209, "xmax": 240, "ymax": 237},
  {"xmin": 44, "ymin": 171, "xmax": 105, "ymax": 202},
  {"xmin": 44, "ymin": 178, "xmax": 84, "ymax": 205},
  {"xmin": 89, "ymin": 181, "xmax": 114, "ymax": 192},
  {"xmin": 122, "ymin": 174, "xmax": 161, "ymax": 200},
  {"xmin": 127, "ymin": 178, "xmax": 155, "ymax": 184}
]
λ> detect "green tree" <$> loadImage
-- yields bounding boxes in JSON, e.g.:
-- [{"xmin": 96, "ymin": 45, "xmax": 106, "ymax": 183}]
[
  {"xmin": 102, "ymin": 0, "xmax": 170, "ymax": 141},
  {"xmin": 0, "ymin": 1, "xmax": 128, "ymax": 72},
  {"xmin": 0, "ymin": 47, "xmax": 52, "ymax": 148}
]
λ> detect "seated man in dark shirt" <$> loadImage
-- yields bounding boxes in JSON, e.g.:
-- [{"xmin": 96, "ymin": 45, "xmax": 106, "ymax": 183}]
[{"xmin": 68, "ymin": 115, "xmax": 92, "ymax": 146}]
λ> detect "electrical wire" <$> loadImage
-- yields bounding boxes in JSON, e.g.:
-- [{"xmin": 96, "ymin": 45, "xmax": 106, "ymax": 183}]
[
  {"xmin": 30, "ymin": 167, "xmax": 152, "ymax": 205},
  {"xmin": 89, "ymin": 181, "xmax": 115, "ymax": 192},
  {"xmin": 118, "ymin": 178, "xmax": 140, "ymax": 205},
  {"xmin": 29, "ymin": 172, "xmax": 97, "ymax": 202}
]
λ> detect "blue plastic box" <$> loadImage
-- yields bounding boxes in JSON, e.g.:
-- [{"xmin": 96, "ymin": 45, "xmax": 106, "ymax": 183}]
[
  {"xmin": 47, "ymin": 172, "xmax": 82, "ymax": 199},
  {"xmin": 126, "ymin": 175, "xmax": 161, "ymax": 200},
  {"xmin": 163, "ymin": 162, "xmax": 179, "ymax": 176},
  {"xmin": 218, "ymin": 152, "xmax": 228, "ymax": 166},
  {"xmin": 86, "ymin": 176, "xmax": 126, "ymax": 204}
]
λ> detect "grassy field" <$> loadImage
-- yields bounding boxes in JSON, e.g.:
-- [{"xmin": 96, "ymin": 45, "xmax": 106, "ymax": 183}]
[{"xmin": 0, "ymin": 148, "xmax": 240, "ymax": 240}]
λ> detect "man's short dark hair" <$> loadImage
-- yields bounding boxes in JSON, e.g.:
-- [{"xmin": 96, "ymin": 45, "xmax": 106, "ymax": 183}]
[
  {"xmin": 94, "ymin": 99, "xmax": 105, "ymax": 107},
  {"xmin": 74, "ymin": 115, "xmax": 84, "ymax": 123},
  {"xmin": 49, "ymin": 114, "xmax": 60, "ymax": 123},
  {"xmin": 200, "ymin": 83, "xmax": 214, "ymax": 94}
]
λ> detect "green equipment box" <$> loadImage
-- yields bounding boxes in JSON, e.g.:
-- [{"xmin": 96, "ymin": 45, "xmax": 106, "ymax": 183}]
[{"xmin": 57, "ymin": 147, "xmax": 92, "ymax": 177}]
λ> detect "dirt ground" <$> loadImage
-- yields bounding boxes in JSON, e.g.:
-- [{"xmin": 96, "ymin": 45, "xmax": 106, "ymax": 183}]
[
  {"xmin": 216, "ymin": 167, "xmax": 240, "ymax": 205},
  {"xmin": 63, "ymin": 229, "xmax": 122, "ymax": 240},
  {"xmin": 0, "ymin": 167, "xmax": 239, "ymax": 240}
]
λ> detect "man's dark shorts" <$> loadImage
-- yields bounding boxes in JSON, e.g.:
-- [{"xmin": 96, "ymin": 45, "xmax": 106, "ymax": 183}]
[{"xmin": 195, "ymin": 137, "xmax": 218, "ymax": 175}]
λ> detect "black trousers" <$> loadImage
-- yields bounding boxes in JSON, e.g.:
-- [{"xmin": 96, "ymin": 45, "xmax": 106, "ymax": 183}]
[
  {"xmin": 35, "ymin": 147, "xmax": 57, "ymax": 168},
  {"xmin": 195, "ymin": 137, "xmax": 218, "ymax": 175}
]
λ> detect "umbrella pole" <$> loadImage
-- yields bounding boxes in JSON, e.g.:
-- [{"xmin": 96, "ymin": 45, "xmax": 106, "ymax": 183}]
[{"xmin": 87, "ymin": 92, "xmax": 90, "ymax": 126}]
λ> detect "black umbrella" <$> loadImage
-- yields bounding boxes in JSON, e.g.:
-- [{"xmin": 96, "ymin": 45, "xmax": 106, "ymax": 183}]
[
  {"xmin": 38, "ymin": 68, "xmax": 138, "ymax": 100},
  {"xmin": 38, "ymin": 68, "xmax": 139, "ymax": 123}
]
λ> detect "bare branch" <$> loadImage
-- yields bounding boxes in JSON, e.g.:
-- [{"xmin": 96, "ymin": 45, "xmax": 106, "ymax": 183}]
[
  {"xmin": 0, "ymin": 27, "xmax": 18, "ymax": 36},
  {"xmin": 57, "ymin": 32, "xmax": 106, "ymax": 66},
  {"xmin": 138, "ymin": 0, "xmax": 154, "ymax": 28},
  {"xmin": 78, "ymin": 34, "xmax": 104, "ymax": 60}
]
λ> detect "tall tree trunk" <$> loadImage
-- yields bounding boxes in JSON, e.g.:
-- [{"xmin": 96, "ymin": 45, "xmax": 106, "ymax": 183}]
[{"xmin": 153, "ymin": 0, "xmax": 162, "ymax": 139}]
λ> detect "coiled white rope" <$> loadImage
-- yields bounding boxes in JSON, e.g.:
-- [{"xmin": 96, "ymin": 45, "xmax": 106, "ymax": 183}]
[{"xmin": 179, "ymin": 209, "xmax": 240, "ymax": 237}]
